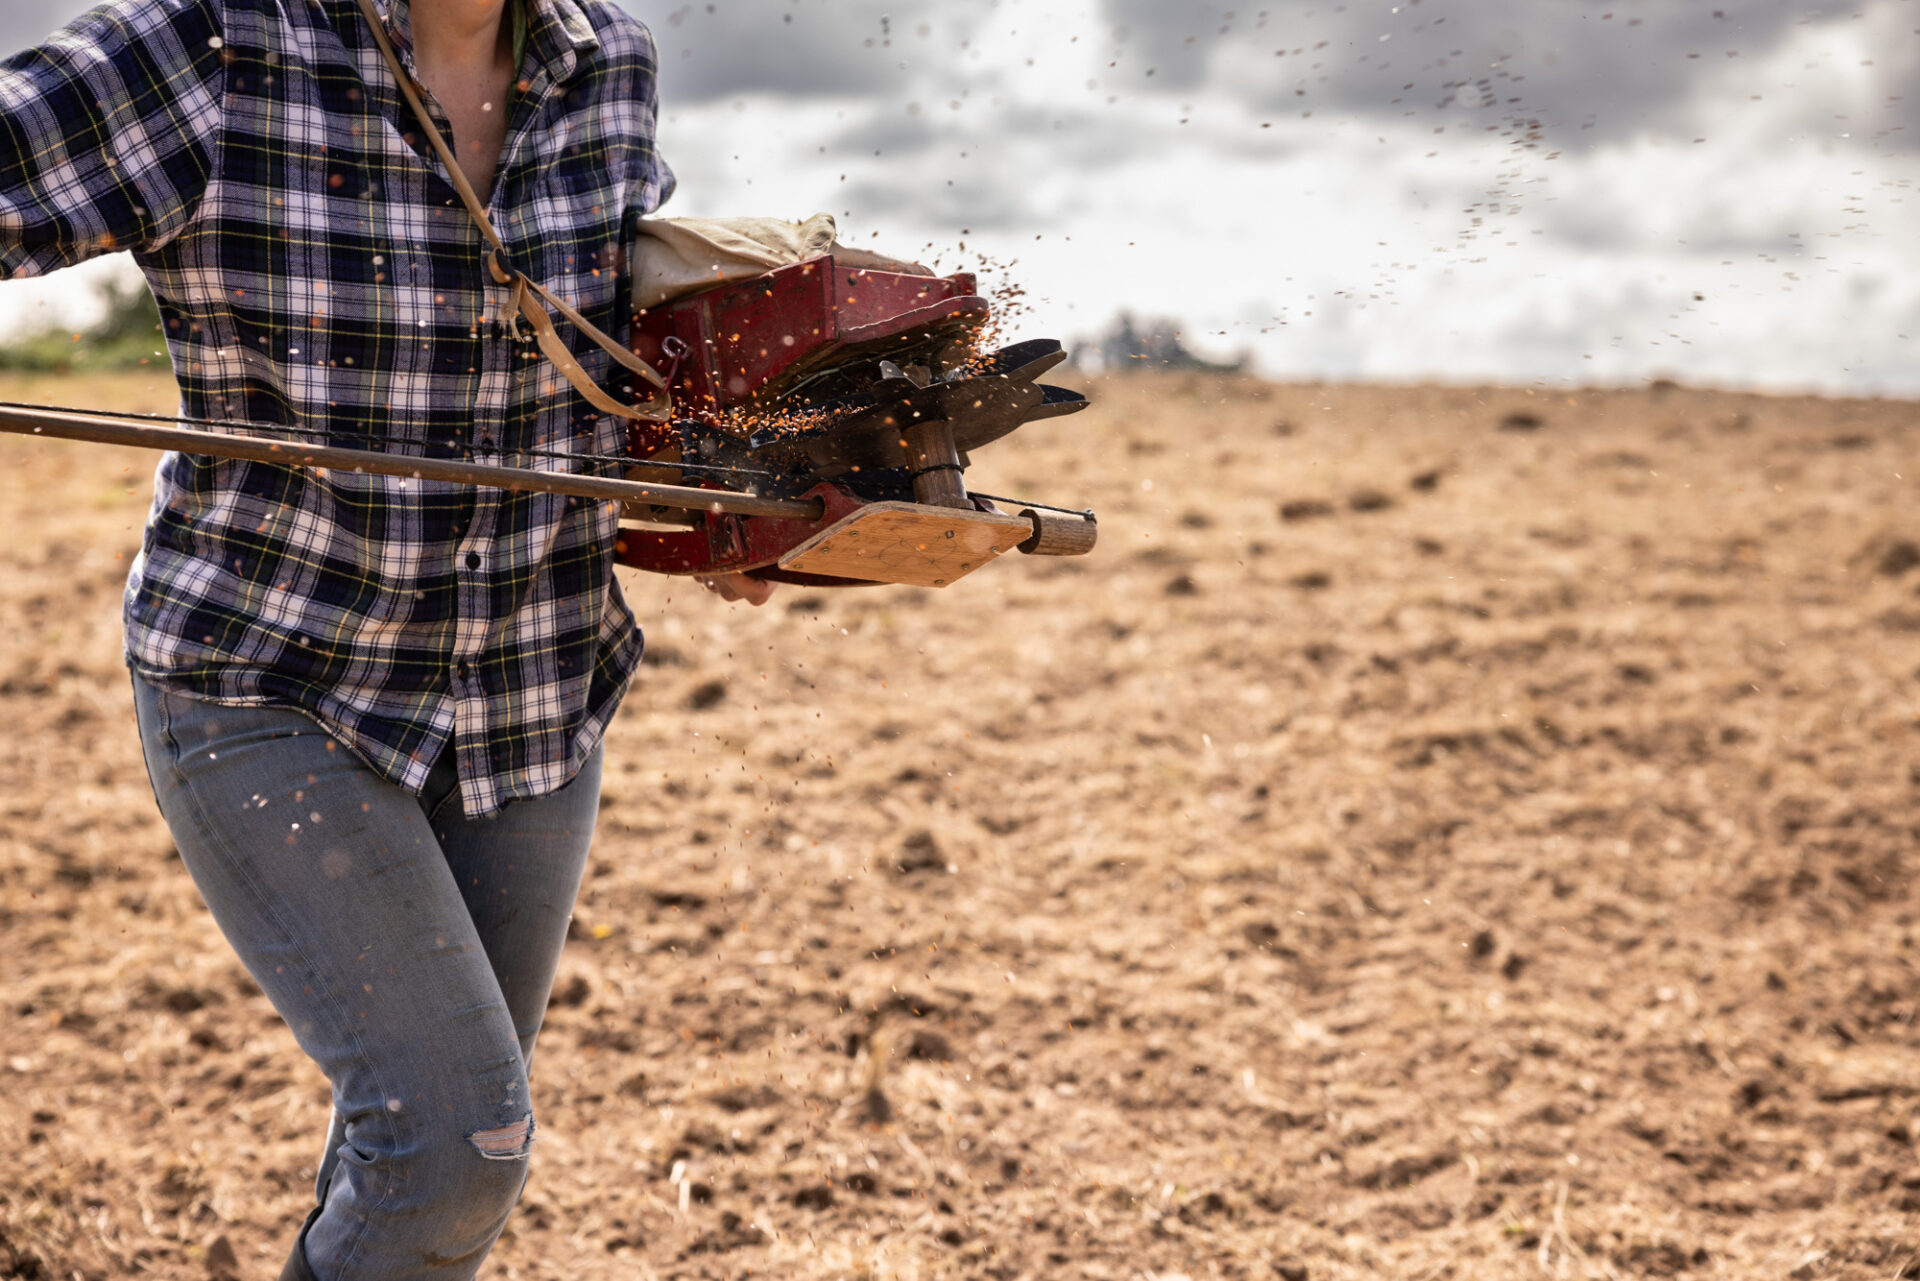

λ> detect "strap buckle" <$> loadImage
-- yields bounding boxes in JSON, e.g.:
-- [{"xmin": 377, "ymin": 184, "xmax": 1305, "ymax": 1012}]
[
  {"xmin": 661, "ymin": 336, "xmax": 691, "ymax": 388},
  {"xmin": 488, "ymin": 246, "xmax": 517, "ymax": 287}
]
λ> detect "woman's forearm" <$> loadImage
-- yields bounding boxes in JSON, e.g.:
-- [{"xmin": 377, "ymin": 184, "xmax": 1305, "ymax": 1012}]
[{"xmin": 0, "ymin": 0, "xmax": 225, "ymax": 277}]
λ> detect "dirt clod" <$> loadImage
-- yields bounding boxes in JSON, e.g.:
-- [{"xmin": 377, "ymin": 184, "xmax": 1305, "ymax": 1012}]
[
  {"xmin": 548, "ymin": 974, "xmax": 590, "ymax": 1009},
  {"xmin": 905, "ymin": 1030, "xmax": 954, "ymax": 1061},
  {"xmin": 683, "ymin": 679, "xmax": 728, "ymax": 710},
  {"xmin": 202, "ymin": 1236, "xmax": 240, "ymax": 1281},
  {"xmin": 1280, "ymin": 499, "xmax": 1335, "ymax": 522},
  {"xmin": 791, "ymin": 1186, "xmax": 834, "ymax": 1211},
  {"xmin": 893, "ymin": 830, "xmax": 947, "ymax": 876},
  {"xmin": 1243, "ymin": 921, "xmax": 1282, "ymax": 950},
  {"xmin": 1349, "ymin": 489, "xmax": 1395, "ymax": 513},
  {"xmin": 1878, "ymin": 540, "xmax": 1920, "ymax": 577}
]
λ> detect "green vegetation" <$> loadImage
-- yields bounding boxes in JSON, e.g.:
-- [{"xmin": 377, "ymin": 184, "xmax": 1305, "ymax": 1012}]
[{"xmin": 0, "ymin": 275, "xmax": 166, "ymax": 373}]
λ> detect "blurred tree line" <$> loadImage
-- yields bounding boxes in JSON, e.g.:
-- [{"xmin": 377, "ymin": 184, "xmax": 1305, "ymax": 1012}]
[
  {"xmin": 0, "ymin": 275, "xmax": 164, "ymax": 372},
  {"xmin": 1, "ymin": 288, "xmax": 1255, "ymax": 380},
  {"xmin": 1073, "ymin": 313, "xmax": 1247, "ymax": 375}
]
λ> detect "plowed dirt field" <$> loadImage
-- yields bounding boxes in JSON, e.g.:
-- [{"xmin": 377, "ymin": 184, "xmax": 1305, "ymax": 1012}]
[{"xmin": 4, "ymin": 369, "xmax": 1920, "ymax": 1280}]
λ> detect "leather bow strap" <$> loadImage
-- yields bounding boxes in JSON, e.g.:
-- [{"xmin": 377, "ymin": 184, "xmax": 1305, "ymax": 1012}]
[{"xmin": 352, "ymin": 0, "xmax": 670, "ymax": 425}]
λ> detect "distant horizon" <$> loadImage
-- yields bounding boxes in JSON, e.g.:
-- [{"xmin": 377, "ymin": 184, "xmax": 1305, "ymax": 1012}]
[{"xmin": 7, "ymin": 310, "xmax": 1911, "ymax": 406}]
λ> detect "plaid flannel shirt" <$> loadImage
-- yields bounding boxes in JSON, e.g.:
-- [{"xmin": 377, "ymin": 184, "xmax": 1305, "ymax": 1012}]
[{"xmin": 0, "ymin": 0, "xmax": 674, "ymax": 816}]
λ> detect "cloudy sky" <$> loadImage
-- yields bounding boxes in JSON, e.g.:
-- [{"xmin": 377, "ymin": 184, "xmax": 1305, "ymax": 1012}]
[{"xmin": 3, "ymin": 0, "xmax": 1917, "ymax": 394}]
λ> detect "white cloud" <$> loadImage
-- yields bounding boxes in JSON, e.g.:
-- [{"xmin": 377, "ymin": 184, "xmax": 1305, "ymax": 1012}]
[{"xmin": 2, "ymin": 0, "xmax": 1917, "ymax": 395}]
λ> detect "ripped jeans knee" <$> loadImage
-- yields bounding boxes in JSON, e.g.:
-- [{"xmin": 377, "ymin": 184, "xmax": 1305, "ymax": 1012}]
[{"xmin": 468, "ymin": 1112, "xmax": 536, "ymax": 1162}]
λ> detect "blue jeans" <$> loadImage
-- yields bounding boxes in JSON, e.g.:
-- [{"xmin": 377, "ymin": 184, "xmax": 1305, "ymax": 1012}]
[{"xmin": 131, "ymin": 674, "xmax": 602, "ymax": 1281}]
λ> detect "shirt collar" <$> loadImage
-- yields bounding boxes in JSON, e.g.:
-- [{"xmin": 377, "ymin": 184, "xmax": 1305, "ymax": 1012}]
[
  {"xmin": 371, "ymin": 0, "xmax": 600, "ymax": 84},
  {"xmin": 524, "ymin": 0, "xmax": 601, "ymax": 84}
]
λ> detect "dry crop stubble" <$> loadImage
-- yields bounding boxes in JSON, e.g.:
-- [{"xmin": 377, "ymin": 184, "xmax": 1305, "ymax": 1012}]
[{"xmin": 2, "ymin": 370, "xmax": 1920, "ymax": 1279}]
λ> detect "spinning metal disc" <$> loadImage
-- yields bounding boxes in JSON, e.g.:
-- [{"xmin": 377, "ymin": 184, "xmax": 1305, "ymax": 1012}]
[{"xmin": 743, "ymin": 339, "xmax": 1091, "ymax": 479}]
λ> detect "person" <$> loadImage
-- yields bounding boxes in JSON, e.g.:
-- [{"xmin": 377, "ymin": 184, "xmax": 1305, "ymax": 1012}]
[{"xmin": 0, "ymin": 0, "xmax": 791, "ymax": 1274}]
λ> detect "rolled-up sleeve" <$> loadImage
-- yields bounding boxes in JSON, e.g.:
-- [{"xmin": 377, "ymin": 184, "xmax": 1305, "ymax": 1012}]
[
  {"xmin": 0, "ymin": 0, "xmax": 226, "ymax": 278},
  {"xmin": 627, "ymin": 20, "xmax": 673, "ymax": 217}
]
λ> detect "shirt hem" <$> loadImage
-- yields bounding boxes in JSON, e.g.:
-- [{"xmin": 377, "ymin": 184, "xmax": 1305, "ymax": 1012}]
[{"xmin": 124, "ymin": 654, "xmax": 437, "ymax": 801}]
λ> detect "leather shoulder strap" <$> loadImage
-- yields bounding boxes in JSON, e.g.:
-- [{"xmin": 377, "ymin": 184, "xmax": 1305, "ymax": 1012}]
[{"xmin": 351, "ymin": 0, "xmax": 669, "ymax": 424}]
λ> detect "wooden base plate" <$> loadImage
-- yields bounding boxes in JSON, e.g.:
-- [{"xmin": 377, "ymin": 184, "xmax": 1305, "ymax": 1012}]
[{"xmin": 778, "ymin": 503, "xmax": 1033, "ymax": 587}]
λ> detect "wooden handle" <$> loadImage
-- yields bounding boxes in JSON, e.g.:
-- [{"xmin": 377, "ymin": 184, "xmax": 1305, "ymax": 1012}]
[
  {"xmin": 1018, "ymin": 509, "xmax": 1098, "ymax": 557},
  {"xmin": 903, "ymin": 420, "xmax": 971, "ymax": 509},
  {"xmin": 0, "ymin": 405, "xmax": 820, "ymax": 521}
]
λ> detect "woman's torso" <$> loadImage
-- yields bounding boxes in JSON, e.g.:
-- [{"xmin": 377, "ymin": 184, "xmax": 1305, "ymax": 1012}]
[{"xmin": 117, "ymin": 0, "xmax": 674, "ymax": 813}]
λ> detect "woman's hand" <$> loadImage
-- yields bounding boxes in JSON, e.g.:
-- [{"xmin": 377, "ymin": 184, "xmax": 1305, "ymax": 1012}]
[{"xmin": 698, "ymin": 573, "xmax": 777, "ymax": 607}]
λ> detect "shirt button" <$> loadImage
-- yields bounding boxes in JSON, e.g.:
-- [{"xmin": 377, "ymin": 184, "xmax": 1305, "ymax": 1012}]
[
  {"xmin": 456, "ymin": 661, "xmax": 471, "ymax": 680},
  {"xmin": 465, "ymin": 552, "xmax": 482, "ymax": 570}
]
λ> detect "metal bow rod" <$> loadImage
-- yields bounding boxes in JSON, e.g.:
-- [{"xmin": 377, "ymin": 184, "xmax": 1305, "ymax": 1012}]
[{"xmin": 0, "ymin": 401, "xmax": 824, "ymax": 521}]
